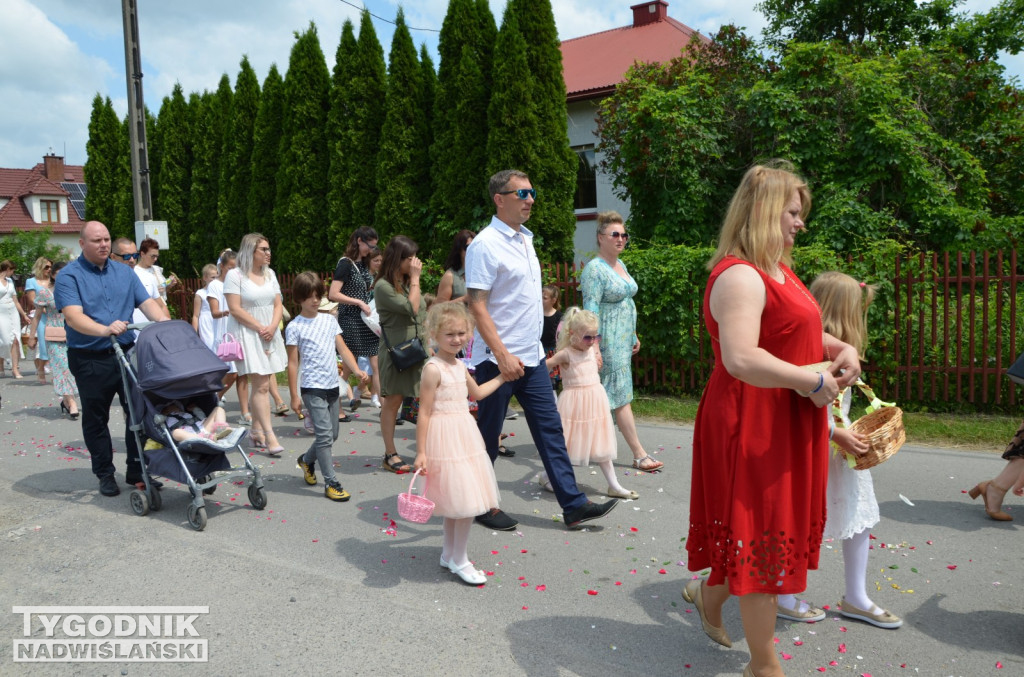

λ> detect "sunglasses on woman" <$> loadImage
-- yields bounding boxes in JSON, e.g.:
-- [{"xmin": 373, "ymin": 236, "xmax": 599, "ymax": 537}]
[{"xmin": 604, "ymin": 231, "xmax": 629, "ymax": 240}]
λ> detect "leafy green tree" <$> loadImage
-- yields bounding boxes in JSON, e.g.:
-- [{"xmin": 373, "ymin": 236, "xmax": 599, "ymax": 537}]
[
  {"xmin": 758, "ymin": 0, "xmax": 959, "ymax": 48},
  {"xmin": 219, "ymin": 56, "xmax": 261, "ymax": 250},
  {"xmin": 430, "ymin": 0, "xmax": 496, "ymax": 248},
  {"xmin": 154, "ymin": 84, "xmax": 192, "ymax": 271},
  {"xmin": 375, "ymin": 9, "xmax": 426, "ymax": 243},
  {"xmin": 327, "ymin": 19, "xmax": 358, "ymax": 252},
  {"xmin": 273, "ymin": 24, "xmax": 331, "ymax": 271},
  {"xmin": 596, "ymin": 27, "xmax": 1024, "ymax": 252},
  {"xmin": 341, "ymin": 11, "xmax": 387, "ymax": 235},
  {"xmin": 247, "ymin": 64, "xmax": 285, "ymax": 248},
  {"xmin": 0, "ymin": 228, "xmax": 71, "ymax": 274},
  {"xmin": 84, "ymin": 95, "xmax": 122, "ymax": 229}
]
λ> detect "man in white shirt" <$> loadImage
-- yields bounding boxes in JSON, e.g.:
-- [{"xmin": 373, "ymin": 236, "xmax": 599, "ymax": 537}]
[
  {"xmin": 465, "ymin": 169, "xmax": 618, "ymax": 531},
  {"xmin": 111, "ymin": 238, "xmax": 168, "ymax": 326}
]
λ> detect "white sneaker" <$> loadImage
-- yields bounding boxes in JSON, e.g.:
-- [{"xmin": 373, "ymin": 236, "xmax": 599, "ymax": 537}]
[{"xmin": 371, "ymin": 395, "xmax": 381, "ymax": 409}]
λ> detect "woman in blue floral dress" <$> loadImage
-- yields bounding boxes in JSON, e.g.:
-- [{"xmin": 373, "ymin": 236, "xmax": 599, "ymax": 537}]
[
  {"xmin": 27, "ymin": 262, "xmax": 79, "ymax": 418},
  {"xmin": 581, "ymin": 211, "xmax": 663, "ymax": 472}
]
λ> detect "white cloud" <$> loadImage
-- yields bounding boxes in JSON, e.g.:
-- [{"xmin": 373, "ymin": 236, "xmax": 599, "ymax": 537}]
[{"xmin": 0, "ymin": 0, "xmax": 112, "ymax": 167}]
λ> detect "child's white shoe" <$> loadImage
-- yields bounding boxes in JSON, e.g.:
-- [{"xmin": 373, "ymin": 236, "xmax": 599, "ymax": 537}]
[{"xmin": 371, "ymin": 395, "xmax": 381, "ymax": 409}]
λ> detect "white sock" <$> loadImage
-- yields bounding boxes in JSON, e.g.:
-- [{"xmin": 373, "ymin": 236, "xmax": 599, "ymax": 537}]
[
  {"xmin": 842, "ymin": 529, "xmax": 875, "ymax": 611},
  {"xmin": 777, "ymin": 594, "xmax": 798, "ymax": 611},
  {"xmin": 598, "ymin": 460, "xmax": 627, "ymax": 493},
  {"xmin": 448, "ymin": 517, "xmax": 473, "ymax": 569},
  {"xmin": 442, "ymin": 518, "xmax": 456, "ymax": 564}
]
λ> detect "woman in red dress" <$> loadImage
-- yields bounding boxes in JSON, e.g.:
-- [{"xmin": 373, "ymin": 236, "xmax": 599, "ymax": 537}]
[{"xmin": 685, "ymin": 163, "xmax": 862, "ymax": 677}]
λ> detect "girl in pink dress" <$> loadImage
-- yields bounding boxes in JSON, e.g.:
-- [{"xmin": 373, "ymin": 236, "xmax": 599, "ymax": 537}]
[
  {"xmin": 414, "ymin": 302, "xmax": 505, "ymax": 586},
  {"xmin": 542, "ymin": 308, "xmax": 637, "ymax": 500}
]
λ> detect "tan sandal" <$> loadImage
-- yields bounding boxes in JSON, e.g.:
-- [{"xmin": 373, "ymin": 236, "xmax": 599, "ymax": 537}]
[{"xmin": 383, "ymin": 453, "xmax": 411, "ymax": 474}]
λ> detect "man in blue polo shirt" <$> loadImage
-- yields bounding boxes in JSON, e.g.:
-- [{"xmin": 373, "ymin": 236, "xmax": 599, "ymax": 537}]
[
  {"xmin": 55, "ymin": 221, "xmax": 170, "ymax": 496},
  {"xmin": 466, "ymin": 169, "xmax": 618, "ymax": 531}
]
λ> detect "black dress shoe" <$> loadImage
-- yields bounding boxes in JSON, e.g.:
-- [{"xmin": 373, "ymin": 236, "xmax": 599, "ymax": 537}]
[
  {"xmin": 98, "ymin": 475, "xmax": 120, "ymax": 496},
  {"xmin": 474, "ymin": 508, "xmax": 519, "ymax": 531},
  {"xmin": 563, "ymin": 499, "xmax": 618, "ymax": 529},
  {"xmin": 126, "ymin": 474, "xmax": 163, "ymax": 489}
]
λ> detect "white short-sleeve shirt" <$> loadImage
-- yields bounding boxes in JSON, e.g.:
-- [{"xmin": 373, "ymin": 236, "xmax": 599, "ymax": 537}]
[
  {"xmin": 285, "ymin": 313, "xmax": 342, "ymax": 390},
  {"xmin": 132, "ymin": 266, "xmax": 161, "ymax": 326},
  {"xmin": 464, "ymin": 215, "xmax": 545, "ymax": 368}
]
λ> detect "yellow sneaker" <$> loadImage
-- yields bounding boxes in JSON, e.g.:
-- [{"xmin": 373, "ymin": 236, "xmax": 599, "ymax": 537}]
[
  {"xmin": 325, "ymin": 480, "xmax": 350, "ymax": 502},
  {"xmin": 296, "ymin": 458, "xmax": 317, "ymax": 486}
]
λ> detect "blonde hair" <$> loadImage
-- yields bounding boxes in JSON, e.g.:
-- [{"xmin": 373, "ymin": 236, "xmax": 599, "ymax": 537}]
[
  {"xmin": 708, "ymin": 161, "xmax": 811, "ymax": 273},
  {"xmin": 32, "ymin": 256, "xmax": 52, "ymax": 278},
  {"xmin": 555, "ymin": 307, "xmax": 599, "ymax": 352},
  {"xmin": 596, "ymin": 211, "xmax": 624, "ymax": 243},
  {"xmin": 237, "ymin": 233, "xmax": 269, "ymax": 277},
  {"xmin": 809, "ymin": 271, "xmax": 876, "ymax": 356},
  {"xmin": 201, "ymin": 263, "xmax": 218, "ymax": 281},
  {"xmin": 426, "ymin": 301, "xmax": 474, "ymax": 340}
]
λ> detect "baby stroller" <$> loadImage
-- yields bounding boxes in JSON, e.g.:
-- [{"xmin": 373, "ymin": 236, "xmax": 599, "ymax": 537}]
[{"xmin": 113, "ymin": 320, "xmax": 268, "ymax": 531}]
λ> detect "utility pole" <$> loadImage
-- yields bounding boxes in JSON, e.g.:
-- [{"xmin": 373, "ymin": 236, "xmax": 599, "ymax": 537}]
[{"xmin": 122, "ymin": 0, "xmax": 153, "ymax": 223}]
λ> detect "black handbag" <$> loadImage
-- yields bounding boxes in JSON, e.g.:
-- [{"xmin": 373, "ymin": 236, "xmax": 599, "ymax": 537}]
[
  {"xmin": 382, "ymin": 317, "xmax": 428, "ymax": 372},
  {"xmin": 1008, "ymin": 350, "xmax": 1024, "ymax": 386}
]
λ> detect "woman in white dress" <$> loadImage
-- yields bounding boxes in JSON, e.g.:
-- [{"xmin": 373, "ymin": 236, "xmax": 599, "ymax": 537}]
[
  {"xmin": 224, "ymin": 234, "xmax": 287, "ymax": 454},
  {"xmin": 0, "ymin": 260, "xmax": 30, "ymax": 378}
]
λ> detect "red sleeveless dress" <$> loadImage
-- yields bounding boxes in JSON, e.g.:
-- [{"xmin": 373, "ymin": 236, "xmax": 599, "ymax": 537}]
[{"xmin": 687, "ymin": 257, "xmax": 829, "ymax": 595}]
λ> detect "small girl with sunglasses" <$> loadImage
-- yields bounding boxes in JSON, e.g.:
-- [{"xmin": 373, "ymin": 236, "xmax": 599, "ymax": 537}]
[{"xmin": 540, "ymin": 307, "xmax": 637, "ymax": 500}]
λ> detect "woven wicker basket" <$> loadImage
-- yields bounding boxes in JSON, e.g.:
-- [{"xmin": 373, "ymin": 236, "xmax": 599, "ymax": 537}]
[
  {"xmin": 398, "ymin": 469, "xmax": 434, "ymax": 523},
  {"xmin": 848, "ymin": 405, "xmax": 906, "ymax": 470}
]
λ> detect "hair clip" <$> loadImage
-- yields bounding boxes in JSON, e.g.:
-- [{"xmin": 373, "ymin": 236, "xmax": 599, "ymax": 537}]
[{"xmin": 859, "ymin": 282, "xmax": 866, "ymax": 288}]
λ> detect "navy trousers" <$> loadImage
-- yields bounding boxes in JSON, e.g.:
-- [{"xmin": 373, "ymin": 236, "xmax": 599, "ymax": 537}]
[{"xmin": 474, "ymin": 361, "xmax": 586, "ymax": 513}]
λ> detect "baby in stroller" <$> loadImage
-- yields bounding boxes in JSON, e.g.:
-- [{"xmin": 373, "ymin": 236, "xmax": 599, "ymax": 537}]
[{"xmin": 162, "ymin": 401, "xmax": 245, "ymax": 449}]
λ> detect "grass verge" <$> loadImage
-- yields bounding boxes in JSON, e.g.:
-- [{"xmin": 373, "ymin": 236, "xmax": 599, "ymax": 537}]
[{"xmin": 630, "ymin": 394, "xmax": 1019, "ymax": 453}]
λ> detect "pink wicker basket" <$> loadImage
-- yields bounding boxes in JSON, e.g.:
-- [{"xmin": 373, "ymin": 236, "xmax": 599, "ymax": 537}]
[{"xmin": 398, "ymin": 469, "xmax": 434, "ymax": 523}]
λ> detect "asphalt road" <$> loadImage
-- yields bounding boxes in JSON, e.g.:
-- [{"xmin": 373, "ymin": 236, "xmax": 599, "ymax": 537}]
[{"xmin": 0, "ymin": 371, "xmax": 1020, "ymax": 676}]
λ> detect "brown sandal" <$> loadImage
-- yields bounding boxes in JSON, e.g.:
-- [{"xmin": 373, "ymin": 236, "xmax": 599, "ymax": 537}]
[
  {"xmin": 632, "ymin": 455, "xmax": 664, "ymax": 472},
  {"xmin": 383, "ymin": 453, "xmax": 411, "ymax": 474}
]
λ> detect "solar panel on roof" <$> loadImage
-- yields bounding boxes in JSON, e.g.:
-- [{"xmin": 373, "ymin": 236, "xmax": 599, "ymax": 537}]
[{"xmin": 60, "ymin": 182, "xmax": 87, "ymax": 219}]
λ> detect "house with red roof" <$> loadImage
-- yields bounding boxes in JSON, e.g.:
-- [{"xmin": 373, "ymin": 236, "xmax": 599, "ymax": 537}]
[
  {"xmin": 0, "ymin": 153, "xmax": 86, "ymax": 256},
  {"xmin": 561, "ymin": 0, "xmax": 706, "ymax": 259}
]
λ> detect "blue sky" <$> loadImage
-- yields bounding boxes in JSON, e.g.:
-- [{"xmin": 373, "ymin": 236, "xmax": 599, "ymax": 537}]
[{"xmin": 1, "ymin": 0, "xmax": 1019, "ymax": 170}]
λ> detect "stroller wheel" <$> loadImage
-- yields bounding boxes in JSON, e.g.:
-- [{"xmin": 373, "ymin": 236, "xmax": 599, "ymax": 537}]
[
  {"xmin": 248, "ymin": 485, "xmax": 268, "ymax": 511},
  {"xmin": 187, "ymin": 504, "xmax": 208, "ymax": 531},
  {"xmin": 148, "ymin": 486, "xmax": 162, "ymax": 512},
  {"xmin": 129, "ymin": 490, "xmax": 150, "ymax": 516}
]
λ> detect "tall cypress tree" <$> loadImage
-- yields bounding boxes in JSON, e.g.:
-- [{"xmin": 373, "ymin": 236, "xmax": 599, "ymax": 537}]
[
  {"xmin": 504, "ymin": 0, "xmax": 576, "ymax": 261},
  {"xmin": 155, "ymin": 84, "xmax": 192, "ymax": 270},
  {"xmin": 430, "ymin": 0, "xmax": 497, "ymax": 248},
  {"xmin": 327, "ymin": 19, "xmax": 358, "ymax": 252},
  {"xmin": 248, "ymin": 64, "xmax": 284, "ymax": 248},
  {"xmin": 273, "ymin": 23, "xmax": 331, "ymax": 272},
  {"xmin": 416, "ymin": 44, "xmax": 438, "ymax": 211},
  {"xmin": 114, "ymin": 115, "xmax": 134, "ymax": 237},
  {"xmin": 219, "ymin": 56, "xmax": 261, "ymax": 250},
  {"xmin": 343, "ymin": 10, "xmax": 387, "ymax": 234},
  {"xmin": 84, "ymin": 95, "xmax": 121, "ymax": 228},
  {"xmin": 375, "ymin": 9, "xmax": 425, "ymax": 243},
  {"xmin": 189, "ymin": 76, "xmax": 233, "ymax": 269}
]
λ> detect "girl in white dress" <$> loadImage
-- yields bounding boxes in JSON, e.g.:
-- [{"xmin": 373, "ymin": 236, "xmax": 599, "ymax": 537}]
[
  {"xmin": 413, "ymin": 302, "xmax": 504, "ymax": 586},
  {"xmin": 776, "ymin": 271, "xmax": 902, "ymax": 630},
  {"xmin": 191, "ymin": 264, "xmax": 218, "ymax": 349},
  {"xmin": 224, "ymin": 234, "xmax": 287, "ymax": 455},
  {"xmin": 208, "ymin": 250, "xmax": 242, "ymax": 414}
]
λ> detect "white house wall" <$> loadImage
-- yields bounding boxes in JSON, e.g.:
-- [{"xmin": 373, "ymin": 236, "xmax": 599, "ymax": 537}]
[{"xmin": 567, "ymin": 99, "xmax": 631, "ymax": 265}]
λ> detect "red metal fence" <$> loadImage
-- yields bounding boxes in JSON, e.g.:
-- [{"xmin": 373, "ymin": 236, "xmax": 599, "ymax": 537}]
[{"xmin": 171, "ymin": 251, "xmax": 1024, "ymax": 411}]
